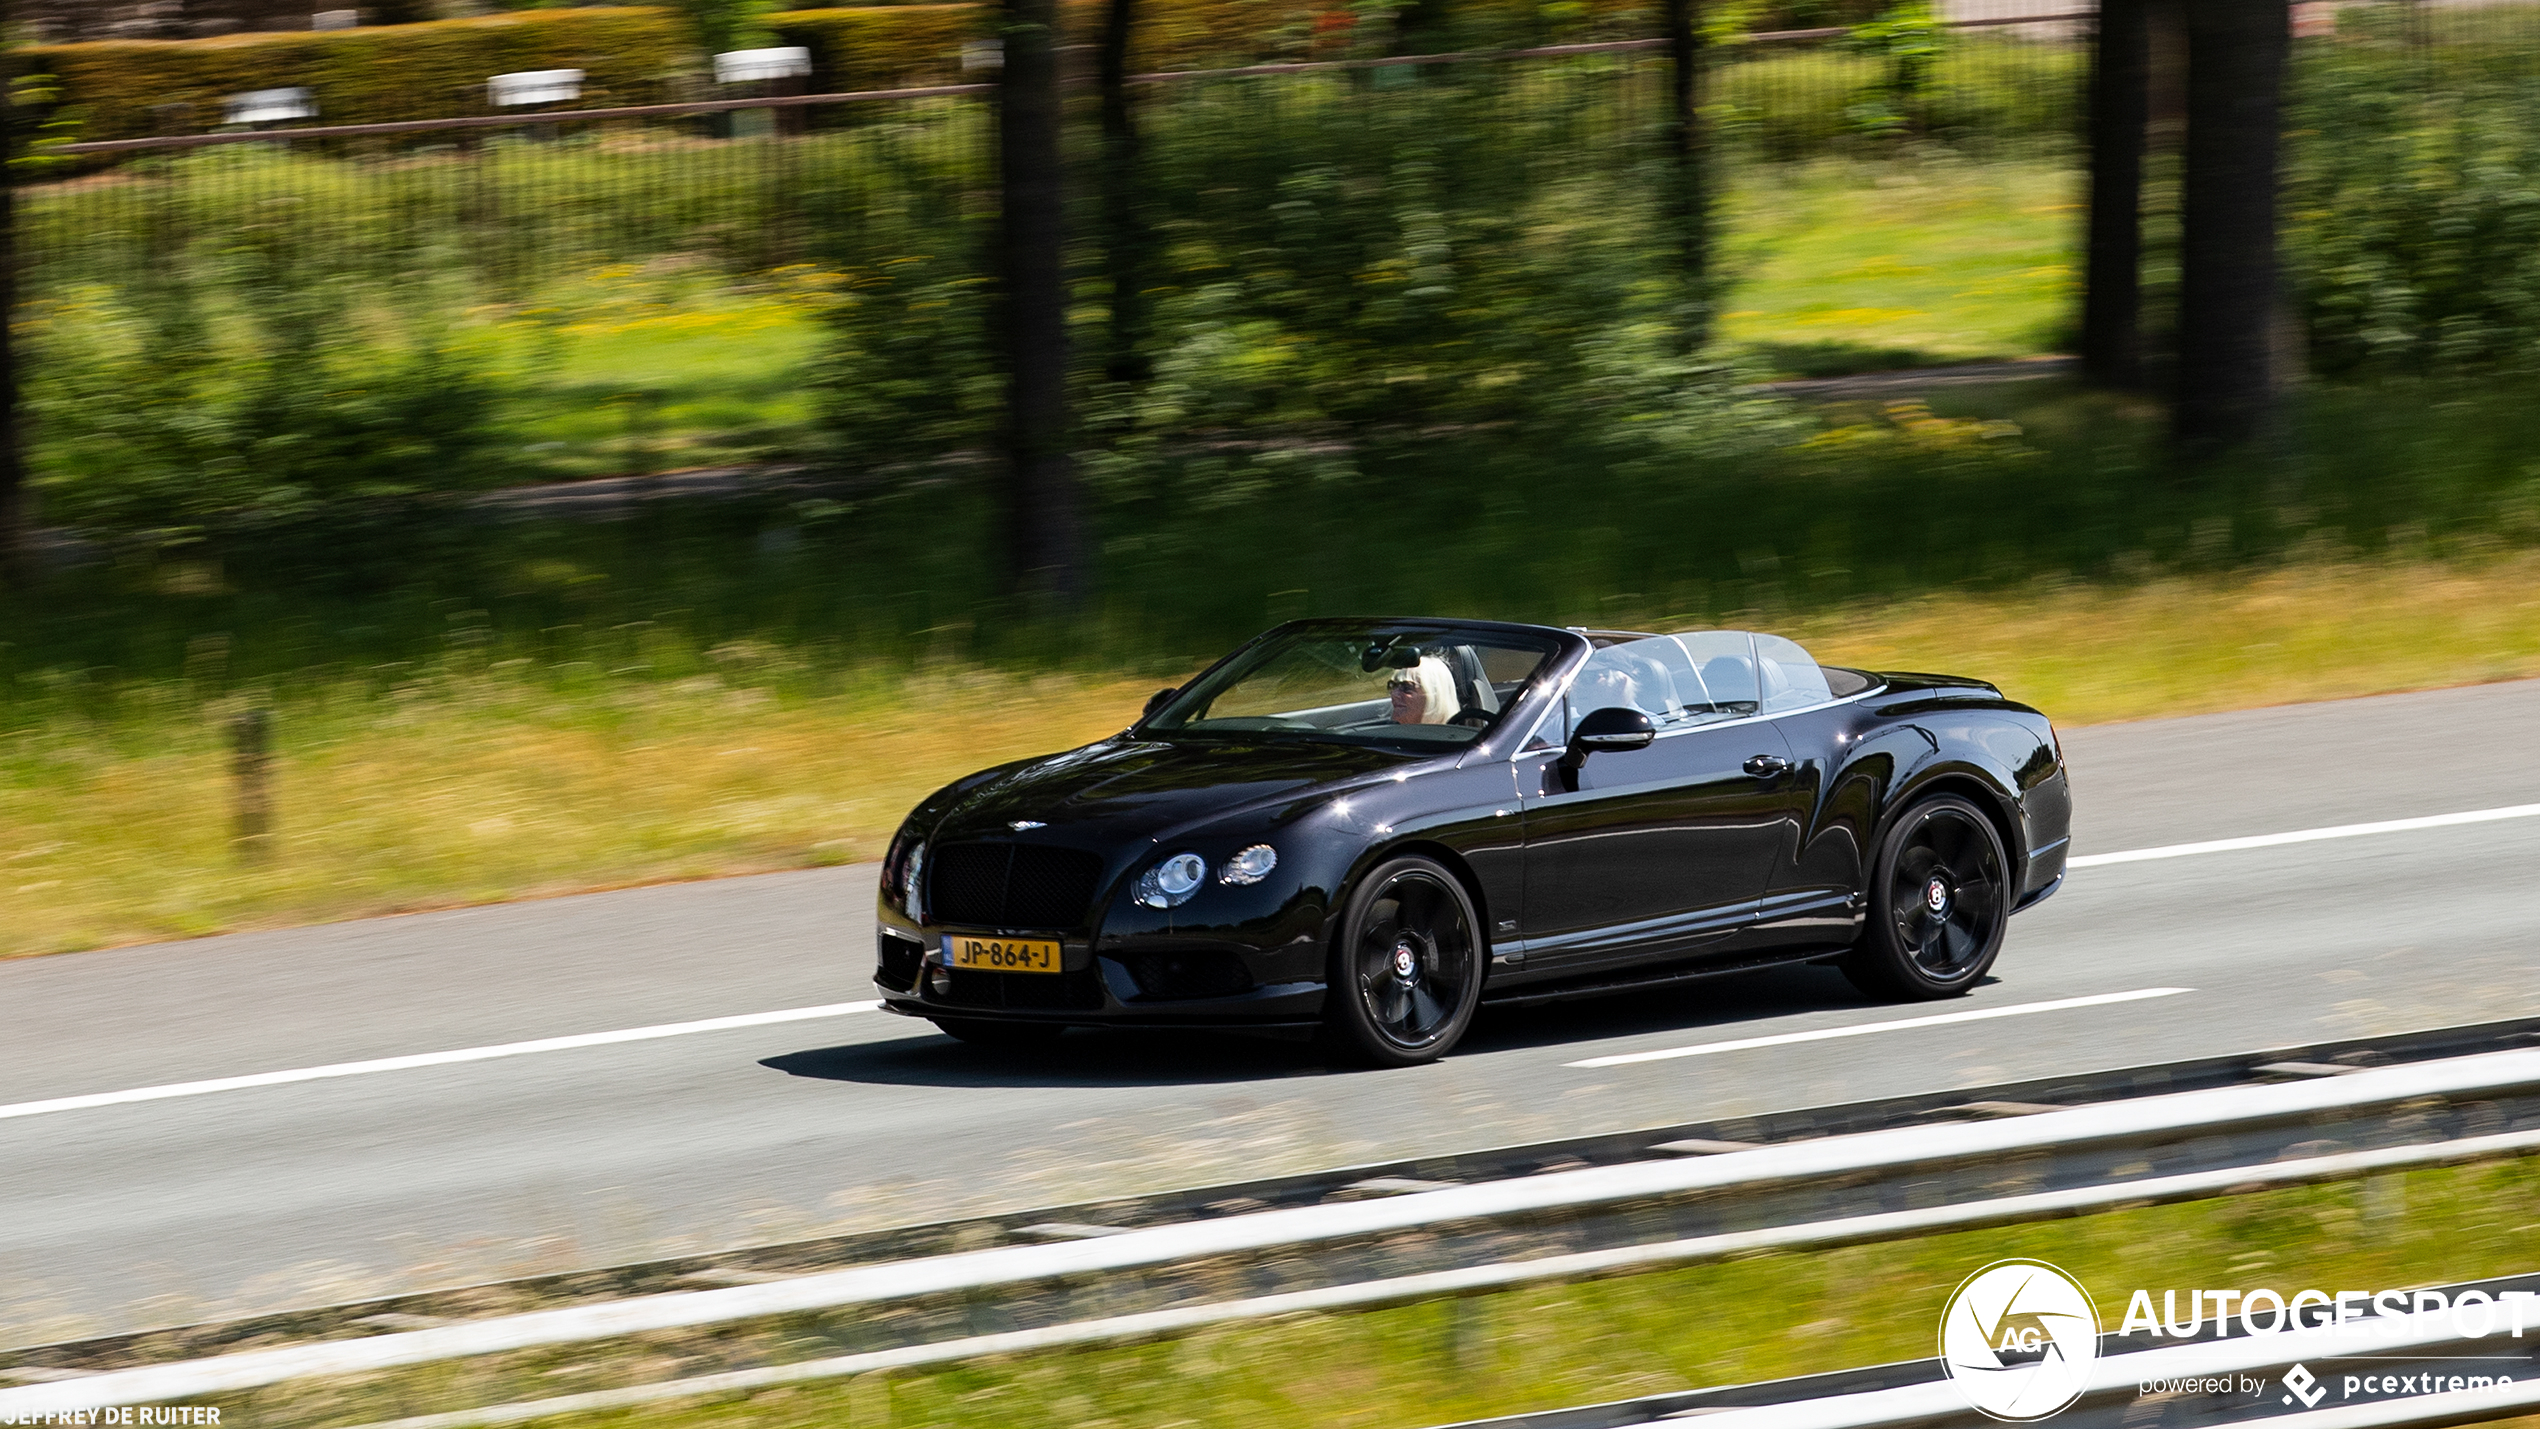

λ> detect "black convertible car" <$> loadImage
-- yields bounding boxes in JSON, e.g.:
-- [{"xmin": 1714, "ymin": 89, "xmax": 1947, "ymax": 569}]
[{"xmin": 873, "ymin": 618, "xmax": 2071, "ymax": 1066}]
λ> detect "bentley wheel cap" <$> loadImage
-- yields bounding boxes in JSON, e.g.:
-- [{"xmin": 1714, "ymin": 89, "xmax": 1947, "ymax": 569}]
[
  {"xmin": 1392, "ymin": 945, "xmax": 1419, "ymax": 980},
  {"xmin": 1925, "ymin": 877, "xmax": 1951, "ymax": 915}
]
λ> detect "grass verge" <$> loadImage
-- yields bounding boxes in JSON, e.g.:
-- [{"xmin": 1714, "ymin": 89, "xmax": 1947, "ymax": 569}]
[
  {"xmin": 7, "ymin": 553, "xmax": 2540, "ymax": 960},
  {"xmin": 241, "ymin": 1154, "xmax": 2540, "ymax": 1428}
]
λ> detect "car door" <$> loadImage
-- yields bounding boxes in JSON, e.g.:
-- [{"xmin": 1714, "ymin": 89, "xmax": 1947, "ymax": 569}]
[{"xmin": 1515, "ymin": 634, "xmax": 1802, "ymax": 978}]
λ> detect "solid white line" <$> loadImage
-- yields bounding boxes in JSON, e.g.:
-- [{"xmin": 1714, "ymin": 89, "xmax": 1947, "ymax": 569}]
[
  {"xmin": 0, "ymin": 1001, "xmax": 883, "ymax": 1124},
  {"xmin": 1563, "ymin": 987, "xmax": 2192, "ymax": 1068},
  {"xmin": 2070, "ymin": 801, "xmax": 2540, "ymax": 868}
]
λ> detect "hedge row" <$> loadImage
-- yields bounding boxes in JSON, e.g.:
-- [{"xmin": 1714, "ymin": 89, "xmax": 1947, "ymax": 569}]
[
  {"xmin": 21, "ymin": 8, "xmax": 688, "ymax": 144},
  {"xmin": 22, "ymin": 0, "xmax": 1669, "ymax": 147},
  {"xmin": 767, "ymin": 0, "xmax": 1663, "ymax": 93}
]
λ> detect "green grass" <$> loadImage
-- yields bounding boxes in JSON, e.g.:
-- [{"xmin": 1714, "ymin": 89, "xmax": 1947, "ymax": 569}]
[{"xmin": 1722, "ymin": 154, "xmax": 2079, "ymax": 374}]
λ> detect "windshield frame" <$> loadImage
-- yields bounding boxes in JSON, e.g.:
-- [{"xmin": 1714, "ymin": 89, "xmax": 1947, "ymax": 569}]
[{"xmin": 1133, "ymin": 618, "xmax": 1577, "ymax": 755}]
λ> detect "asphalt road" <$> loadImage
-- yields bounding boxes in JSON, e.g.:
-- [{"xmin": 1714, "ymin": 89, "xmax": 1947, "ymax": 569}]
[{"xmin": 7, "ymin": 679, "xmax": 2540, "ymax": 1347}]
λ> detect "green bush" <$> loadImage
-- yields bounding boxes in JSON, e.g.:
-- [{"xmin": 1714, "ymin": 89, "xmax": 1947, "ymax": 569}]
[
  {"xmin": 26, "ymin": 249, "xmax": 515, "ymax": 540},
  {"xmin": 2288, "ymin": 12, "xmax": 2540, "ymax": 375},
  {"xmin": 21, "ymin": 8, "xmax": 687, "ymax": 145}
]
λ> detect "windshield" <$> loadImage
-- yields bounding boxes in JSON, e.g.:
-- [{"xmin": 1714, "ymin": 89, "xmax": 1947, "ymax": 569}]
[{"xmin": 1146, "ymin": 624, "xmax": 1565, "ymax": 750}]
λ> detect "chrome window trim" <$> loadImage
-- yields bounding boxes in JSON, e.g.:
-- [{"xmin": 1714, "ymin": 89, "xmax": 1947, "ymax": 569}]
[{"xmin": 1508, "ymin": 673, "xmax": 1889, "ymax": 763}]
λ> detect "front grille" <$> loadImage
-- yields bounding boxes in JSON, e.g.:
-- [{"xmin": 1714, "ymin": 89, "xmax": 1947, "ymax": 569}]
[
  {"xmin": 1121, "ymin": 949, "xmax": 1256, "ymax": 1001},
  {"xmin": 928, "ymin": 843, "xmax": 1104, "ymax": 929},
  {"xmin": 939, "ymin": 969, "xmax": 1105, "ymax": 1012},
  {"xmin": 875, "ymin": 930, "xmax": 924, "ymax": 993}
]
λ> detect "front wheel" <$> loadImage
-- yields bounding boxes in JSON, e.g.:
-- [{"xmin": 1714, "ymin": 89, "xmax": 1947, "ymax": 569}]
[
  {"xmin": 1841, "ymin": 794, "xmax": 2009, "ymax": 1001},
  {"xmin": 1323, "ymin": 855, "xmax": 1485, "ymax": 1067}
]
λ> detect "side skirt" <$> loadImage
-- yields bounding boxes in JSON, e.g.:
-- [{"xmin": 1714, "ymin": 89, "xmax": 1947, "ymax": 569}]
[{"xmin": 1478, "ymin": 947, "xmax": 1844, "ymax": 1010}]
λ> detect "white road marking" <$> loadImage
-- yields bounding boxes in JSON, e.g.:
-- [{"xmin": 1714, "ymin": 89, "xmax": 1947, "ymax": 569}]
[
  {"xmin": 1564, "ymin": 987, "xmax": 2192, "ymax": 1069},
  {"xmin": 0, "ymin": 1001, "xmax": 883, "ymax": 1124},
  {"xmin": 2070, "ymin": 801, "xmax": 2540, "ymax": 868}
]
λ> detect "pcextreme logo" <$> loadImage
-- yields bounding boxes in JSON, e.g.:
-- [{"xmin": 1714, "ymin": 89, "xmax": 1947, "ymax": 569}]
[{"xmin": 1938, "ymin": 1258, "xmax": 2103, "ymax": 1421}]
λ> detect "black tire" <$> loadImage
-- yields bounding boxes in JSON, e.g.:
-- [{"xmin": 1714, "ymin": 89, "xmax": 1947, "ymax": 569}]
[
  {"xmin": 1322, "ymin": 855, "xmax": 1485, "ymax": 1067},
  {"xmin": 930, "ymin": 1017, "xmax": 1066, "ymax": 1048},
  {"xmin": 1841, "ymin": 794, "xmax": 2010, "ymax": 1001}
]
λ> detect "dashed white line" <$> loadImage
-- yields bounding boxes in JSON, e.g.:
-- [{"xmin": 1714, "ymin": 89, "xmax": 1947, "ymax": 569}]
[
  {"xmin": 2070, "ymin": 801, "xmax": 2540, "ymax": 868},
  {"xmin": 0, "ymin": 1001, "xmax": 883, "ymax": 1123},
  {"xmin": 1564, "ymin": 987, "xmax": 2194, "ymax": 1069}
]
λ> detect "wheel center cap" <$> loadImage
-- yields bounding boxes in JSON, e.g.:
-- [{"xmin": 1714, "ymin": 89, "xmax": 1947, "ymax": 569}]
[
  {"xmin": 1924, "ymin": 877, "xmax": 1951, "ymax": 915},
  {"xmin": 1392, "ymin": 945, "xmax": 1419, "ymax": 980}
]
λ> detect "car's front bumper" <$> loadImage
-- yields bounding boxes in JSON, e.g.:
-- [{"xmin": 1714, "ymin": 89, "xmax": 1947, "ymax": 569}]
[{"xmin": 873, "ymin": 923, "xmax": 1329, "ymax": 1028}]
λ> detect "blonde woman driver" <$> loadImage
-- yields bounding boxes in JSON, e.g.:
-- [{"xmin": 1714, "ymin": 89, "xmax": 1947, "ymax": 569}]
[{"xmin": 1386, "ymin": 656, "xmax": 1461, "ymax": 725}]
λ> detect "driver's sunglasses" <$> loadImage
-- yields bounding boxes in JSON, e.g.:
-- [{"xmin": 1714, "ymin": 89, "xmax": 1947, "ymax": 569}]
[{"xmin": 1387, "ymin": 677, "xmax": 1421, "ymax": 693}]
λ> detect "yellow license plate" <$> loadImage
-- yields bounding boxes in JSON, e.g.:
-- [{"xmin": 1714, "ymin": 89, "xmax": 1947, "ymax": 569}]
[{"xmin": 945, "ymin": 934, "xmax": 1063, "ymax": 974}]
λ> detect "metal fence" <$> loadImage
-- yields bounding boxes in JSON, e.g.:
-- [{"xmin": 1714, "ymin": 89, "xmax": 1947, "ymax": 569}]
[{"xmin": 17, "ymin": 17, "xmax": 2100, "ymax": 301}]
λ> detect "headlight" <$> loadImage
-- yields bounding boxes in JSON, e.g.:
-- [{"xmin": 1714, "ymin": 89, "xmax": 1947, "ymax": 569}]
[
  {"xmin": 1136, "ymin": 852, "xmax": 1208, "ymax": 908},
  {"xmin": 903, "ymin": 842, "xmax": 926, "ymax": 921},
  {"xmin": 1219, "ymin": 844, "xmax": 1277, "ymax": 885}
]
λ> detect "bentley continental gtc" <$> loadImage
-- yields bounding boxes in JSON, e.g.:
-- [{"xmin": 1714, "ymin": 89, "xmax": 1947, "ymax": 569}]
[{"xmin": 873, "ymin": 618, "xmax": 2071, "ymax": 1066}]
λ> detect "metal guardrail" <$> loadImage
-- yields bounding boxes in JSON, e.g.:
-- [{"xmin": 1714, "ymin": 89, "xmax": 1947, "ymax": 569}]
[
  {"xmin": 19, "ymin": 1010, "xmax": 2535, "ymax": 1380},
  {"xmin": 7, "ymin": 1042, "xmax": 2540, "ymax": 1421}
]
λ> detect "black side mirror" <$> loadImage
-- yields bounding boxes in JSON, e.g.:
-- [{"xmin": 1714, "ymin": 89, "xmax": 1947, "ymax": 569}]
[
  {"xmin": 1558, "ymin": 706, "xmax": 1655, "ymax": 789},
  {"xmin": 1142, "ymin": 687, "xmax": 1179, "ymax": 720}
]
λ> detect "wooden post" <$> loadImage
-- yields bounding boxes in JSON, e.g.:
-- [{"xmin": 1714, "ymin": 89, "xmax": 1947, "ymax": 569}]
[{"xmin": 232, "ymin": 710, "xmax": 274, "ymax": 863}]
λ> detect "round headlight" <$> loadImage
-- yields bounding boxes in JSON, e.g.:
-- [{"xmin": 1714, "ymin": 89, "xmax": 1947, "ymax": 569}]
[
  {"xmin": 1137, "ymin": 851, "xmax": 1208, "ymax": 908},
  {"xmin": 1220, "ymin": 844, "xmax": 1277, "ymax": 885}
]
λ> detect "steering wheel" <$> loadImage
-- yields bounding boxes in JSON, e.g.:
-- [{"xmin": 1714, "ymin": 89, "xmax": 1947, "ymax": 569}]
[{"xmin": 1448, "ymin": 707, "xmax": 1493, "ymax": 730}]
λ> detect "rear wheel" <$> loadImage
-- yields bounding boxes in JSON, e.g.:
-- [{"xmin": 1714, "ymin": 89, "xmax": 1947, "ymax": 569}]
[
  {"xmin": 930, "ymin": 1017, "xmax": 1066, "ymax": 1048},
  {"xmin": 1322, "ymin": 855, "xmax": 1484, "ymax": 1067},
  {"xmin": 1841, "ymin": 794, "xmax": 2009, "ymax": 1001}
]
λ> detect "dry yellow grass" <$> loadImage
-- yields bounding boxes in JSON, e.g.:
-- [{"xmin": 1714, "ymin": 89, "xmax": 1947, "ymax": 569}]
[{"xmin": 7, "ymin": 556, "xmax": 2539, "ymax": 959}]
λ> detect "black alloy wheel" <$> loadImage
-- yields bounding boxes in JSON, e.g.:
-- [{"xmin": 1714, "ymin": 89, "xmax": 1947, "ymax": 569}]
[
  {"xmin": 931, "ymin": 1017, "xmax": 1066, "ymax": 1048},
  {"xmin": 1324, "ymin": 855, "xmax": 1485, "ymax": 1067},
  {"xmin": 1841, "ymin": 793, "xmax": 2010, "ymax": 1001}
]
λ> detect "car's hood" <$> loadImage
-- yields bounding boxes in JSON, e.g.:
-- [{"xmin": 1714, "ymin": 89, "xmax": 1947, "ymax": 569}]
[{"xmin": 926, "ymin": 736, "xmax": 1417, "ymax": 847}]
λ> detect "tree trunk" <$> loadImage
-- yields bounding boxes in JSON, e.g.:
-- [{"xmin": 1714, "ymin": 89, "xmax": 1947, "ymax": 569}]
[
  {"xmin": 1663, "ymin": 0, "xmax": 1712, "ymax": 353},
  {"xmin": 2081, "ymin": 0, "xmax": 2148, "ymax": 389},
  {"xmin": 2174, "ymin": 0, "xmax": 2288, "ymax": 460},
  {"xmin": 0, "ymin": 0, "xmax": 26, "ymax": 590},
  {"xmin": 1097, "ymin": 0, "xmax": 1147, "ymax": 385},
  {"xmin": 997, "ymin": 0, "xmax": 1085, "ymax": 605}
]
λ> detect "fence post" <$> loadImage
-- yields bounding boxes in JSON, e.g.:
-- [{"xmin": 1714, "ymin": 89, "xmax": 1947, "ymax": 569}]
[
  {"xmin": 232, "ymin": 709, "xmax": 275, "ymax": 864},
  {"xmin": 2081, "ymin": 0, "xmax": 2148, "ymax": 390},
  {"xmin": 2174, "ymin": 0, "xmax": 2289, "ymax": 460},
  {"xmin": 997, "ymin": 0, "xmax": 1086, "ymax": 607},
  {"xmin": 1663, "ymin": 0, "xmax": 1713, "ymax": 354}
]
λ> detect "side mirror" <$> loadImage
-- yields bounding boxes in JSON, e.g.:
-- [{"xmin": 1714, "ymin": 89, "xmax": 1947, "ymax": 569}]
[
  {"xmin": 1141, "ymin": 687, "xmax": 1179, "ymax": 720},
  {"xmin": 1559, "ymin": 706, "xmax": 1655, "ymax": 788}
]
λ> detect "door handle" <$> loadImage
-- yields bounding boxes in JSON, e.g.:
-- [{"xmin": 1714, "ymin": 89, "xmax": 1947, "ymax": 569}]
[{"xmin": 1743, "ymin": 754, "xmax": 1791, "ymax": 778}]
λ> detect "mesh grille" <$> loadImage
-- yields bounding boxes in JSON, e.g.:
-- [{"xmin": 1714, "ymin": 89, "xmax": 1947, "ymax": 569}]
[
  {"xmin": 874, "ymin": 931, "xmax": 924, "ymax": 993},
  {"xmin": 940, "ymin": 969, "xmax": 1105, "ymax": 1012},
  {"xmin": 927, "ymin": 843, "xmax": 1104, "ymax": 930},
  {"xmin": 1121, "ymin": 949, "xmax": 1256, "ymax": 1001}
]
